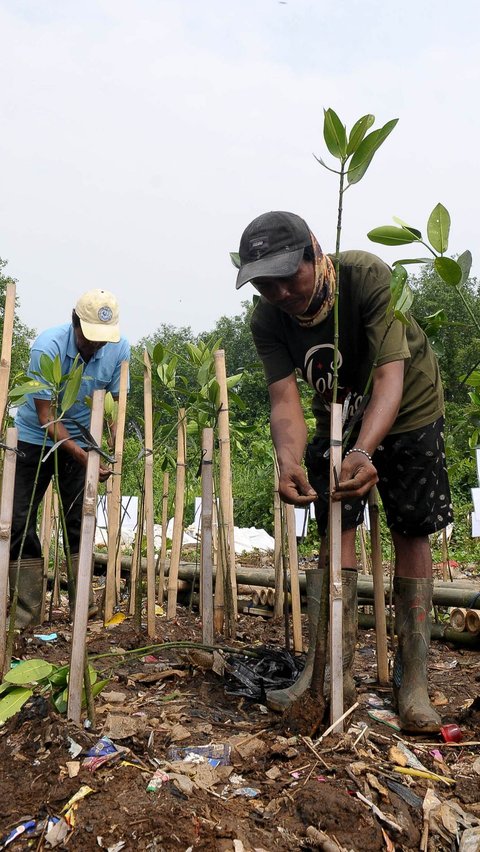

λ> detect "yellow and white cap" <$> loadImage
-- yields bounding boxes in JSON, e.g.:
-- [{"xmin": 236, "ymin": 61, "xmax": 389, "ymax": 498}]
[{"xmin": 75, "ymin": 289, "xmax": 120, "ymax": 343}]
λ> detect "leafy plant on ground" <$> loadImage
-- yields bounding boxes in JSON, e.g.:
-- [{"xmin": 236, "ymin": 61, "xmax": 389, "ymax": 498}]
[{"xmin": 0, "ymin": 658, "xmax": 109, "ymax": 724}]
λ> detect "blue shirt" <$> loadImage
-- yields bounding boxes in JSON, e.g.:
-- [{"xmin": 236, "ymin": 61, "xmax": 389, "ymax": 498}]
[{"xmin": 15, "ymin": 323, "xmax": 130, "ymax": 446}]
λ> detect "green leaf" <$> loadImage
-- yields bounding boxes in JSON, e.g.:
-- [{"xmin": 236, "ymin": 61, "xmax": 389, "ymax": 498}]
[
  {"xmin": 392, "ymin": 258, "xmax": 433, "ymax": 266},
  {"xmin": 39, "ymin": 354, "xmax": 55, "ymax": 383},
  {"xmin": 416, "ymin": 309, "xmax": 448, "ymax": 338},
  {"xmin": 0, "ymin": 687, "xmax": 33, "ymax": 723},
  {"xmin": 347, "ymin": 118, "xmax": 398, "ymax": 185},
  {"xmin": 52, "ymin": 354, "xmax": 62, "ymax": 386},
  {"xmin": 346, "ymin": 114, "xmax": 375, "ymax": 156},
  {"xmin": 323, "ymin": 108, "xmax": 347, "ymax": 160},
  {"xmin": 392, "ymin": 217, "xmax": 423, "ymax": 240},
  {"xmin": 48, "ymin": 664, "xmax": 70, "ymax": 687},
  {"xmin": 53, "ymin": 690, "xmax": 67, "ymax": 714},
  {"xmin": 367, "ymin": 226, "xmax": 419, "ymax": 246},
  {"xmin": 463, "ymin": 371, "xmax": 480, "ymax": 389},
  {"xmin": 9, "ymin": 380, "xmax": 50, "ymax": 401},
  {"xmin": 225, "ymin": 373, "xmax": 243, "ymax": 389},
  {"xmin": 386, "ymin": 265, "xmax": 413, "ymax": 322},
  {"xmin": 152, "ymin": 342, "xmax": 165, "ymax": 364},
  {"xmin": 230, "ymin": 252, "xmax": 241, "ymax": 270},
  {"xmin": 427, "ymin": 203, "xmax": 450, "ymax": 254},
  {"xmin": 4, "ymin": 659, "xmax": 54, "ymax": 685},
  {"xmin": 457, "ymin": 250, "xmax": 473, "ymax": 286},
  {"xmin": 0, "ymin": 681, "xmax": 14, "ymax": 697},
  {"xmin": 434, "ymin": 256, "xmax": 462, "ymax": 286},
  {"xmin": 61, "ymin": 364, "xmax": 83, "ymax": 413}
]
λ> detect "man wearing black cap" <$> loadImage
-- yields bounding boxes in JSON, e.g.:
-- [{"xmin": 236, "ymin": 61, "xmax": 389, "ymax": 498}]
[
  {"xmin": 9, "ymin": 289, "xmax": 130, "ymax": 628},
  {"xmin": 235, "ymin": 211, "xmax": 452, "ymax": 734}
]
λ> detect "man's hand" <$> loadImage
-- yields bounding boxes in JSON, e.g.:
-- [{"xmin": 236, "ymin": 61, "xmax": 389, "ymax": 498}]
[
  {"xmin": 99, "ymin": 465, "xmax": 112, "ymax": 483},
  {"xmin": 279, "ymin": 462, "xmax": 318, "ymax": 506},
  {"xmin": 331, "ymin": 454, "xmax": 378, "ymax": 501}
]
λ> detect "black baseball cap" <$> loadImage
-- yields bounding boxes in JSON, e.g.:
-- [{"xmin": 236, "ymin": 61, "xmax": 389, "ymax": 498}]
[{"xmin": 236, "ymin": 211, "xmax": 311, "ymax": 290}]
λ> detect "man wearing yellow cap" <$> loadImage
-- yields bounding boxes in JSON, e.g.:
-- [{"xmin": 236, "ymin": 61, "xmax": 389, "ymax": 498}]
[{"xmin": 9, "ymin": 289, "xmax": 130, "ymax": 628}]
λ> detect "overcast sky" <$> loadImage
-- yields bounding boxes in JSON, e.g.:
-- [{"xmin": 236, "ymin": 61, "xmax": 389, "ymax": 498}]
[{"xmin": 1, "ymin": 0, "xmax": 478, "ymax": 346}]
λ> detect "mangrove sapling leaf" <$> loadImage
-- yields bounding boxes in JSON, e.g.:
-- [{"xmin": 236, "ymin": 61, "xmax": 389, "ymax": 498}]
[
  {"xmin": 367, "ymin": 226, "xmax": 420, "ymax": 246},
  {"xmin": 0, "ymin": 688, "xmax": 33, "ymax": 723},
  {"xmin": 387, "ymin": 266, "xmax": 413, "ymax": 324},
  {"xmin": 346, "ymin": 114, "xmax": 375, "ymax": 156},
  {"xmin": 153, "ymin": 342, "xmax": 165, "ymax": 363},
  {"xmin": 457, "ymin": 250, "xmax": 473, "ymax": 286},
  {"xmin": 417, "ymin": 309, "xmax": 448, "ymax": 338},
  {"xmin": 60, "ymin": 364, "xmax": 84, "ymax": 413},
  {"xmin": 52, "ymin": 354, "xmax": 62, "ymax": 386},
  {"xmin": 230, "ymin": 251, "xmax": 241, "ymax": 269},
  {"xmin": 8, "ymin": 379, "xmax": 50, "ymax": 403},
  {"xmin": 323, "ymin": 108, "xmax": 348, "ymax": 160},
  {"xmin": 48, "ymin": 664, "xmax": 70, "ymax": 687},
  {"xmin": 4, "ymin": 658, "xmax": 54, "ymax": 684},
  {"xmin": 462, "ymin": 371, "xmax": 480, "ymax": 388},
  {"xmin": 427, "ymin": 203, "xmax": 450, "ymax": 254},
  {"xmin": 347, "ymin": 118, "xmax": 398, "ymax": 185},
  {"xmin": 225, "ymin": 373, "xmax": 243, "ymax": 389},
  {"xmin": 392, "ymin": 258, "xmax": 434, "ymax": 266},
  {"xmin": 392, "ymin": 217, "xmax": 423, "ymax": 240},
  {"xmin": 39, "ymin": 353, "xmax": 55, "ymax": 384},
  {"xmin": 434, "ymin": 257, "xmax": 462, "ymax": 286}
]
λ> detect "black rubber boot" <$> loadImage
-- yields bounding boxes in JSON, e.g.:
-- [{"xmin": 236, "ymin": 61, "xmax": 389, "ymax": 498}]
[
  {"xmin": 266, "ymin": 568, "xmax": 358, "ymax": 712},
  {"xmin": 393, "ymin": 577, "xmax": 441, "ymax": 733},
  {"xmin": 68, "ymin": 554, "xmax": 98, "ymax": 619},
  {"xmin": 8, "ymin": 558, "xmax": 44, "ymax": 629}
]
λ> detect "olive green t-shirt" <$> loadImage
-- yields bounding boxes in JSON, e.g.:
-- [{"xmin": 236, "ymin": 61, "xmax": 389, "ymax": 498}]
[{"xmin": 250, "ymin": 250, "xmax": 444, "ymax": 436}]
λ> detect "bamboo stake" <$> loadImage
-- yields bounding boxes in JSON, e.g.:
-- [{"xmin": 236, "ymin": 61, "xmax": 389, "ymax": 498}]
[
  {"xmin": 104, "ymin": 360, "xmax": 129, "ymax": 622},
  {"xmin": 201, "ymin": 428, "xmax": 214, "ymax": 645},
  {"xmin": 167, "ymin": 409, "xmax": 186, "ymax": 620},
  {"xmin": 128, "ymin": 496, "xmax": 143, "ymax": 616},
  {"xmin": 465, "ymin": 609, "xmax": 480, "ymax": 635},
  {"xmin": 213, "ymin": 481, "xmax": 224, "ymax": 632},
  {"xmin": 273, "ymin": 460, "xmax": 284, "ymax": 618},
  {"xmin": 0, "ymin": 282, "xmax": 16, "ymax": 428},
  {"xmin": 329, "ymin": 402, "xmax": 344, "ymax": 730},
  {"xmin": 67, "ymin": 389, "xmax": 104, "ymax": 724},
  {"xmin": 39, "ymin": 483, "xmax": 53, "ymax": 622},
  {"xmin": 143, "ymin": 350, "xmax": 156, "ymax": 637},
  {"xmin": 368, "ymin": 487, "xmax": 389, "ymax": 686},
  {"xmin": 51, "ymin": 492, "xmax": 61, "ymax": 607},
  {"xmin": 449, "ymin": 607, "xmax": 467, "ymax": 632},
  {"xmin": 0, "ymin": 427, "xmax": 18, "ymax": 676},
  {"xmin": 157, "ymin": 471, "xmax": 169, "ymax": 606},
  {"xmin": 214, "ymin": 350, "xmax": 237, "ymax": 635},
  {"xmin": 285, "ymin": 503, "xmax": 302, "ymax": 653}
]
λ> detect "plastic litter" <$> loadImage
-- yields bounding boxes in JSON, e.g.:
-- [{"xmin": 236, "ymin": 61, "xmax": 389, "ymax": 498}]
[
  {"xmin": 1, "ymin": 819, "xmax": 36, "ymax": 848},
  {"xmin": 441, "ymin": 723, "xmax": 463, "ymax": 743},
  {"xmin": 33, "ymin": 632, "xmax": 58, "ymax": 642},
  {"xmin": 232, "ymin": 787, "xmax": 260, "ymax": 798},
  {"xmin": 367, "ymin": 708, "xmax": 401, "ymax": 731},
  {"xmin": 167, "ymin": 743, "xmax": 231, "ymax": 767},
  {"xmin": 146, "ymin": 769, "xmax": 170, "ymax": 792},
  {"xmin": 222, "ymin": 646, "xmax": 304, "ymax": 700},
  {"xmin": 83, "ymin": 737, "xmax": 124, "ymax": 772}
]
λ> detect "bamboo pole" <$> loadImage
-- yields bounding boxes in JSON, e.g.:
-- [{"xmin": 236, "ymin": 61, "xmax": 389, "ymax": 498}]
[
  {"xmin": 465, "ymin": 609, "xmax": 480, "ymax": 635},
  {"xmin": 285, "ymin": 503, "xmax": 302, "ymax": 653},
  {"xmin": 449, "ymin": 607, "xmax": 467, "ymax": 632},
  {"xmin": 201, "ymin": 428, "xmax": 214, "ymax": 645},
  {"xmin": 0, "ymin": 281, "xmax": 16, "ymax": 428},
  {"xmin": 368, "ymin": 487, "xmax": 389, "ymax": 686},
  {"xmin": 329, "ymin": 402, "xmax": 344, "ymax": 730},
  {"xmin": 51, "ymin": 492, "xmax": 61, "ymax": 607},
  {"xmin": 67, "ymin": 389, "xmax": 104, "ymax": 724},
  {"xmin": 104, "ymin": 361, "xmax": 129, "ymax": 622},
  {"xmin": 0, "ymin": 427, "xmax": 18, "ymax": 676},
  {"xmin": 128, "ymin": 496, "xmax": 143, "ymax": 616},
  {"xmin": 214, "ymin": 350, "xmax": 237, "ymax": 634},
  {"xmin": 39, "ymin": 482, "xmax": 53, "ymax": 623},
  {"xmin": 167, "ymin": 409, "xmax": 186, "ymax": 620},
  {"xmin": 143, "ymin": 350, "xmax": 156, "ymax": 637},
  {"xmin": 213, "ymin": 481, "xmax": 224, "ymax": 632},
  {"xmin": 157, "ymin": 471, "xmax": 169, "ymax": 606},
  {"xmin": 273, "ymin": 461, "xmax": 284, "ymax": 618}
]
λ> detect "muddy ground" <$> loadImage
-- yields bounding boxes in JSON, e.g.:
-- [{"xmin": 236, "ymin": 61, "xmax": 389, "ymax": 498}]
[{"xmin": 1, "ymin": 561, "xmax": 479, "ymax": 852}]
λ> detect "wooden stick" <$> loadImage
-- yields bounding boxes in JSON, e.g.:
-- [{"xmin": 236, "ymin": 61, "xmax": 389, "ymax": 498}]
[
  {"xmin": 329, "ymin": 402, "xmax": 344, "ymax": 730},
  {"xmin": 368, "ymin": 487, "xmax": 389, "ymax": 686},
  {"xmin": 213, "ymin": 480, "xmax": 224, "ymax": 633},
  {"xmin": 201, "ymin": 428, "xmax": 214, "ymax": 645},
  {"xmin": 39, "ymin": 482, "xmax": 53, "ymax": 623},
  {"xmin": 285, "ymin": 503, "xmax": 302, "ymax": 653},
  {"xmin": 157, "ymin": 471, "xmax": 169, "ymax": 606},
  {"xmin": 214, "ymin": 350, "xmax": 237, "ymax": 635},
  {"xmin": 273, "ymin": 459, "xmax": 284, "ymax": 618},
  {"xmin": 167, "ymin": 409, "xmax": 186, "ymax": 620},
  {"xmin": 128, "ymin": 496, "xmax": 143, "ymax": 616},
  {"xmin": 51, "ymin": 492, "xmax": 61, "ymax": 607},
  {"xmin": 0, "ymin": 427, "xmax": 18, "ymax": 676},
  {"xmin": 143, "ymin": 350, "xmax": 156, "ymax": 637},
  {"xmin": 0, "ymin": 282, "xmax": 16, "ymax": 429},
  {"xmin": 67, "ymin": 389, "xmax": 105, "ymax": 724},
  {"xmin": 104, "ymin": 361, "xmax": 129, "ymax": 622}
]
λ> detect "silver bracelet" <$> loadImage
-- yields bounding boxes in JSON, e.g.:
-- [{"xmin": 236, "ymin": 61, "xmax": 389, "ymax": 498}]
[{"xmin": 344, "ymin": 447, "xmax": 373, "ymax": 463}]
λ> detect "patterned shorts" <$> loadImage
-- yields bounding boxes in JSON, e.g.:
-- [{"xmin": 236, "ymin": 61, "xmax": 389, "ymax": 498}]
[{"xmin": 305, "ymin": 417, "xmax": 453, "ymax": 538}]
